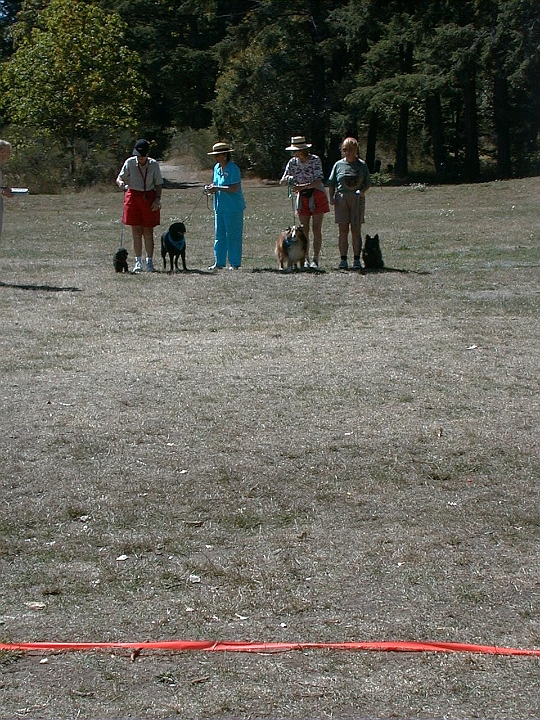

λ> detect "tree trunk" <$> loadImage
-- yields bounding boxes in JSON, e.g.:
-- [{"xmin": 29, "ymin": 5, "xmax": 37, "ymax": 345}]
[
  {"xmin": 69, "ymin": 127, "xmax": 76, "ymax": 177},
  {"xmin": 365, "ymin": 110, "xmax": 378, "ymax": 172},
  {"xmin": 463, "ymin": 72, "xmax": 480, "ymax": 179},
  {"xmin": 394, "ymin": 41, "xmax": 413, "ymax": 177},
  {"xmin": 308, "ymin": 0, "xmax": 327, "ymax": 166},
  {"xmin": 494, "ymin": 70, "xmax": 512, "ymax": 179},
  {"xmin": 395, "ymin": 102, "xmax": 409, "ymax": 177},
  {"xmin": 426, "ymin": 91, "xmax": 448, "ymax": 174}
]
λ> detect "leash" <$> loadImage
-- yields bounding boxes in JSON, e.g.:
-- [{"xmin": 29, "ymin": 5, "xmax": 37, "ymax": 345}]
[
  {"xmin": 184, "ymin": 187, "xmax": 210, "ymax": 223},
  {"xmin": 118, "ymin": 185, "xmax": 128, "ymax": 248},
  {"xmin": 287, "ymin": 176, "xmax": 296, "ymax": 225}
]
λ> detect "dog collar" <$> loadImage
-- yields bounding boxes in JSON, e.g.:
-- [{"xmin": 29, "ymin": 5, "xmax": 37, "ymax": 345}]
[{"xmin": 166, "ymin": 232, "xmax": 186, "ymax": 252}]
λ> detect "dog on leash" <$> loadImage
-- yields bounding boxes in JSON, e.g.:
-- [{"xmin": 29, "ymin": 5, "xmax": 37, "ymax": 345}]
[
  {"xmin": 362, "ymin": 233, "xmax": 384, "ymax": 270},
  {"xmin": 161, "ymin": 222, "xmax": 187, "ymax": 273},
  {"xmin": 113, "ymin": 247, "xmax": 129, "ymax": 273},
  {"xmin": 276, "ymin": 225, "xmax": 308, "ymax": 271}
]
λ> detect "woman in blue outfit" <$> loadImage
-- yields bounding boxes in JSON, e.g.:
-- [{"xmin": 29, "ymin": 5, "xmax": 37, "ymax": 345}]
[{"xmin": 205, "ymin": 142, "xmax": 246, "ymax": 270}]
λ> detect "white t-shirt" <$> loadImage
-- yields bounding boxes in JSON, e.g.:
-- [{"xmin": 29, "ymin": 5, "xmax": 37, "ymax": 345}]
[{"xmin": 117, "ymin": 157, "xmax": 163, "ymax": 192}]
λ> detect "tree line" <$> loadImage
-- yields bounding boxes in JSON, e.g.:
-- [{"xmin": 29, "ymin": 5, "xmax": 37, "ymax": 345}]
[{"xmin": 1, "ymin": 0, "xmax": 539, "ymax": 184}]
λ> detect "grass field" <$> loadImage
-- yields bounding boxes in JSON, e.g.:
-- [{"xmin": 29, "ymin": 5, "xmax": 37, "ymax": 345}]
[{"xmin": 1, "ymin": 177, "xmax": 539, "ymax": 718}]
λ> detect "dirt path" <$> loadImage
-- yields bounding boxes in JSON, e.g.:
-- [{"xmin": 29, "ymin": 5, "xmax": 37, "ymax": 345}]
[
  {"xmin": 160, "ymin": 162, "xmax": 275, "ymax": 188},
  {"xmin": 159, "ymin": 162, "xmax": 206, "ymax": 187}
]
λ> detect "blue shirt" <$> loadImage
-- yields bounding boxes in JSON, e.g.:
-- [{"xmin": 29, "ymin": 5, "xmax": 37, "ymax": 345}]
[{"xmin": 212, "ymin": 161, "xmax": 246, "ymax": 214}]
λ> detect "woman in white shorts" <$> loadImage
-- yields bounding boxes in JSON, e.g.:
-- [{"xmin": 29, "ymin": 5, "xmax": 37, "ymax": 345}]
[{"xmin": 0, "ymin": 140, "xmax": 13, "ymax": 242}]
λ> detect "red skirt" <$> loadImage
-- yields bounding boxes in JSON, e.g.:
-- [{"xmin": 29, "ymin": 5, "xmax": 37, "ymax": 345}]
[
  {"xmin": 122, "ymin": 189, "xmax": 160, "ymax": 228},
  {"xmin": 296, "ymin": 188, "xmax": 330, "ymax": 217}
]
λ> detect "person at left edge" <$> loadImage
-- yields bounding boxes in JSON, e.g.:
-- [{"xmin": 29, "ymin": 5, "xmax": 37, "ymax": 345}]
[
  {"xmin": 0, "ymin": 139, "xmax": 14, "ymax": 243},
  {"xmin": 205, "ymin": 141, "xmax": 246, "ymax": 270},
  {"xmin": 116, "ymin": 139, "xmax": 163, "ymax": 273}
]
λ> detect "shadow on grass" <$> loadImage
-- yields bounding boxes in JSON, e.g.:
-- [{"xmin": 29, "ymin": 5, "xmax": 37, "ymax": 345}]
[
  {"xmin": 251, "ymin": 266, "xmax": 326, "ymax": 274},
  {"xmin": 365, "ymin": 266, "xmax": 431, "ymax": 275},
  {"xmin": 0, "ymin": 281, "xmax": 82, "ymax": 292},
  {"xmin": 251, "ymin": 266, "xmax": 430, "ymax": 275},
  {"xmin": 142, "ymin": 268, "xmax": 215, "ymax": 276}
]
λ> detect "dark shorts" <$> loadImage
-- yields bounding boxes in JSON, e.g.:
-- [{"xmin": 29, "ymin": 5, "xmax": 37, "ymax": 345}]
[
  {"xmin": 122, "ymin": 189, "xmax": 160, "ymax": 228},
  {"xmin": 296, "ymin": 188, "xmax": 330, "ymax": 217}
]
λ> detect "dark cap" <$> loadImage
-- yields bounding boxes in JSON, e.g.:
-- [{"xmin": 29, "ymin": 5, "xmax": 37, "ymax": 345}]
[{"xmin": 133, "ymin": 139, "xmax": 150, "ymax": 157}]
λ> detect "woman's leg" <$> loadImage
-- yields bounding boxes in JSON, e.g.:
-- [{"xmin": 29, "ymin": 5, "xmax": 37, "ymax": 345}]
[
  {"xmin": 351, "ymin": 228, "xmax": 362, "ymax": 268},
  {"xmin": 311, "ymin": 213, "xmax": 324, "ymax": 261},
  {"xmin": 226, "ymin": 212, "xmax": 244, "ymax": 268},
  {"xmin": 142, "ymin": 227, "xmax": 154, "ymax": 259},
  {"xmin": 338, "ymin": 222, "xmax": 350, "ymax": 257},
  {"xmin": 298, "ymin": 214, "xmax": 311, "ymax": 262},
  {"xmin": 353, "ymin": 194, "xmax": 364, "ymax": 259},
  {"xmin": 213, "ymin": 213, "xmax": 227, "ymax": 267},
  {"xmin": 338, "ymin": 222, "xmax": 350, "ymax": 268},
  {"xmin": 131, "ymin": 225, "xmax": 143, "ymax": 256}
]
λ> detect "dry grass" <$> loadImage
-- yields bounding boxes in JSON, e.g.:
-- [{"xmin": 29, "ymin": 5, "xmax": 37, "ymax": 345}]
[{"xmin": 0, "ymin": 177, "xmax": 539, "ymax": 718}]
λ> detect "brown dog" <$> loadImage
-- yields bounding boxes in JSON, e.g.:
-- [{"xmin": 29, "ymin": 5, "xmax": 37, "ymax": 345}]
[{"xmin": 275, "ymin": 225, "xmax": 308, "ymax": 271}]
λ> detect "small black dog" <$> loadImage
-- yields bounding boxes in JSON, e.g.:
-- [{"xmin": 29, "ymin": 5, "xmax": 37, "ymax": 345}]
[
  {"xmin": 113, "ymin": 246, "xmax": 129, "ymax": 273},
  {"xmin": 161, "ymin": 222, "xmax": 187, "ymax": 273},
  {"xmin": 362, "ymin": 233, "xmax": 384, "ymax": 270}
]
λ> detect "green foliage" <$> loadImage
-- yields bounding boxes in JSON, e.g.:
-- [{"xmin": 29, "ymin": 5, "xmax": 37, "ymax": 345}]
[
  {"xmin": 1, "ymin": 0, "xmax": 539, "ymax": 183},
  {"xmin": 1, "ymin": 0, "xmax": 145, "ymax": 173},
  {"xmin": 0, "ymin": 0, "xmax": 22, "ymax": 58},
  {"xmin": 211, "ymin": 1, "xmax": 343, "ymax": 177},
  {"xmin": 103, "ymin": 0, "xmax": 244, "ymax": 141},
  {"xmin": 3, "ymin": 125, "xmax": 132, "ymax": 192},
  {"xmin": 370, "ymin": 171, "xmax": 393, "ymax": 186},
  {"xmin": 1, "ymin": 126, "xmax": 65, "ymax": 192},
  {"xmin": 166, "ymin": 126, "xmax": 216, "ymax": 170},
  {"xmin": 333, "ymin": 0, "xmax": 540, "ymax": 179}
]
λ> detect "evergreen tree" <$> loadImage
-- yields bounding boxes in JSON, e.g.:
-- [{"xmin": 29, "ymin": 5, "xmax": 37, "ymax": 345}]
[
  {"xmin": 339, "ymin": 1, "xmax": 427, "ymax": 177},
  {"xmin": 480, "ymin": 0, "xmax": 540, "ymax": 177},
  {"xmin": 0, "ymin": 0, "xmax": 22, "ymax": 58},
  {"xmin": 211, "ymin": 0, "xmax": 341, "ymax": 177},
  {"xmin": 1, "ymin": 0, "xmax": 538, "ymax": 180}
]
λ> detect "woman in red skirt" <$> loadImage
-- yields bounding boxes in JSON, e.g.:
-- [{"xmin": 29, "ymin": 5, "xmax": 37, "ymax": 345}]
[{"xmin": 116, "ymin": 139, "xmax": 163, "ymax": 273}]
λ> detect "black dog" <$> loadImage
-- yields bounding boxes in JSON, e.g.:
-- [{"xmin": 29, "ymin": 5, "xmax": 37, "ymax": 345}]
[
  {"xmin": 113, "ymin": 247, "xmax": 129, "ymax": 273},
  {"xmin": 362, "ymin": 233, "xmax": 384, "ymax": 270},
  {"xmin": 161, "ymin": 222, "xmax": 187, "ymax": 273}
]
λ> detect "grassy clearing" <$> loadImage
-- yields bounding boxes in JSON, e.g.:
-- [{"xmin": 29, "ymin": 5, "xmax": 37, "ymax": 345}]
[{"xmin": 0, "ymin": 177, "xmax": 539, "ymax": 718}]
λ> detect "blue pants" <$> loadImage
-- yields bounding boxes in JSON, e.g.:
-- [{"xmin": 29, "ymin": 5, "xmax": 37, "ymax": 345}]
[{"xmin": 214, "ymin": 211, "xmax": 244, "ymax": 268}]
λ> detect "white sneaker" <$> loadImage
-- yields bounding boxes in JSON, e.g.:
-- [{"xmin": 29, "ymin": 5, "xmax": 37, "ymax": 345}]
[
  {"xmin": 146, "ymin": 258, "xmax": 154, "ymax": 273},
  {"xmin": 132, "ymin": 259, "xmax": 142, "ymax": 273}
]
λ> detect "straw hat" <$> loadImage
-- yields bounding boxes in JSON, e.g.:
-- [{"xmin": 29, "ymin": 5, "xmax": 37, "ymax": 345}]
[
  {"xmin": 207, "ymin": 142, "xmax": 234, "ymax": 155},
  {"xmin": 285, "ymin": 136, "xmax": 312, "ymax": 151}
]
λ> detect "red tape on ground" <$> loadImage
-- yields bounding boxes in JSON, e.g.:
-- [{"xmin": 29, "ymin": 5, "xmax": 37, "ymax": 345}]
[{"xmin": 1, "ymin": 640, "xmax": 539, "ymax": 657}]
